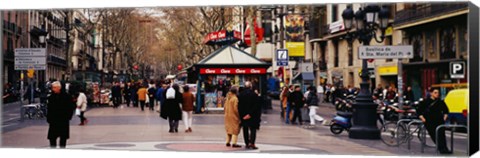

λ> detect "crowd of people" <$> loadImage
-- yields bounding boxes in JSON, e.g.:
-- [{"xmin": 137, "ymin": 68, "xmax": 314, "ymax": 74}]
[{"xmin": 279, "ymin": 85, "xmax": 325, "ymax": 127}]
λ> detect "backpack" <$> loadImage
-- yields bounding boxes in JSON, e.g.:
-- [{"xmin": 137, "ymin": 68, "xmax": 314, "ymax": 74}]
[{"xmin": 166, "ymin": 87, "xmax": 175, "ymax": 99}]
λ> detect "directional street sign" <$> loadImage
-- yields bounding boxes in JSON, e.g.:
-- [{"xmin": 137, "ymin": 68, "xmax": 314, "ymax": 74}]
[
  {"xmin": 14, "ymin": 48, "xmax": 47, "ymax": 70},
  {"xmin": 15, "ymin": 56, "xmax": 47, "ymax": 65},
  {"xmin": 14, "ymin": 48, "xmax": 46, "ymax": 56},
  {"xmin": 358, "ymin": 45, "xmax": 414, "ymax": 59},
  {"xmin": 276, "ymin": 49, "xmax": 289, "ymax": 66}
]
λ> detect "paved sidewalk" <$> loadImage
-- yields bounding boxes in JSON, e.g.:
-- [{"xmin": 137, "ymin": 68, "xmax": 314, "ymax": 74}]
[{"xmin": 1, "ymin": 101, "xmax": 468, "ymax": 156}]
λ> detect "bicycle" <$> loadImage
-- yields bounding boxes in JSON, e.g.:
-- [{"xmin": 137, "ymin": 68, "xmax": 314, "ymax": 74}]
[
  {"xmin": 23, "ymin": 103, "xmax": 47, "ymax": 120},
  {"xmin": 380, "ymin": 103, "xmax": 428, "ymax": 147}
]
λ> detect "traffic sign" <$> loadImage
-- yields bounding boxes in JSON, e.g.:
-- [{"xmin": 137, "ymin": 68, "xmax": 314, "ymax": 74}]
[
  {"xmin": 276, "ymin": 49, "xmax": 289, "ymax": 66},
  {"xmin": 450, "ymin": 62, "xmax": 465, "ymax": 79},
  {"xmin": 27, "ymin": 69, "xmax": 35, "ymax": 78},
  {"xmin": 14, "ymin": 65, "xmax": 46, "ymax": 70},
  {"xmin": 15, "ymin": 56, "xmax": 47, "ymax": 65},
  {"xmin": 15, "ymin": 48, "xmax": 46, "ymax": 57},
  {"xmin": 358, "ymin": 45, "xmax": 413, "ymax": 59}
]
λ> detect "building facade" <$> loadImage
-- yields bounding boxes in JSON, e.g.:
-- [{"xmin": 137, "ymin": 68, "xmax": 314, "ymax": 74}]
[{"xmin": 2, "ymin": 10, "xmax": 29, "ymax": 87}]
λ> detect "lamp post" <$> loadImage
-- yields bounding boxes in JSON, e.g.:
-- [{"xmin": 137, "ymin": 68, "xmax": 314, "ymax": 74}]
[{"xmin": 342, "ymin": 4, "xmax": 389, "ymax": 139}]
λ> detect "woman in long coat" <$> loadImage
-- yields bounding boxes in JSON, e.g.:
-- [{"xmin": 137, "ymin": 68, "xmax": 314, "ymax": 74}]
[
  {"xmin": 160, "ymin": 84, "xmax": 183, "ymax": 133},
  {"xmin": 224, "ymin": 86, "xmax": 241, "ymax": 148}
]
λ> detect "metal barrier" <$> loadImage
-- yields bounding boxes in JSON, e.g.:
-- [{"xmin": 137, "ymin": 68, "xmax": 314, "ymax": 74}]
[
  {"xmin": 396, "ymin": 119, "xmax": 415, "ymax": 147},
  {"xmin": 406, "ymin": 119, "xmax": 424, "ymax": 150},
  {"xmin": 435, "ymin": 124, "xmax": 468, "ymax": 154}
]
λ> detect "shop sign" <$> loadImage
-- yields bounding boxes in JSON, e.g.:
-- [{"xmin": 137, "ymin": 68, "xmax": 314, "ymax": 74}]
[
  {"xmin": 329, "ymin": 20, "xmax": 345, "ymax": 34},
  {"xmin": 200, "ymin": 68, "xmax": 267, "ymax": 75},
  {"xmin": 378, "ymin": 66, "xmax": 398, "ymax": 76}
]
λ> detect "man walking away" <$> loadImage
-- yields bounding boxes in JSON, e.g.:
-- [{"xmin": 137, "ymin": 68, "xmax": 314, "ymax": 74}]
[
  {"xmin": 76, "ymin": 88, "xmax": 88, "ymax": 126},
  {"xmin": 111, "ymin": 82, "xmax": 122, "ymax": 108},
  {"xmin": 238, "ymin": 81, "xmax": 261, "ymax": 150},
  {"xmin": 156, "ymin": 82, "xmax": 167, "ymax": 112},
  {"xmin": 124, "ymin": 82, "xmax": 132, "ymax": 107},
  {"xmin": 288, "ymin": 85, "xmax": 304, "ymax": 125},
  {"xmin": 148, "ymin": 82, "xmax": 157, "ymax": 111},
  {"xmin": 137, "ymin": 85, "xmax": 148, "ymax": 111},
  {"xmin": 182, "ymin": 85, "xmax": 195, "ymax": 132},
  {"xmin": 47, "ymin": 81, "xmax": 76, "ymax": 148},
  {"xmin": 317, "ymin": 84, "xmax": 325, "ymax": 103}
]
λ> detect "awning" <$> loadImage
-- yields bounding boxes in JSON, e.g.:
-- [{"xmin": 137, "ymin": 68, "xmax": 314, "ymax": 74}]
[{"xmin": 293, "ymin": 72, "xmax": 315, "ymax": 81}]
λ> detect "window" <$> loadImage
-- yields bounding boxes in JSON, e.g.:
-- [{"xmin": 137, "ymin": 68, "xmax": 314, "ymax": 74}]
[
  {"xmin": 410, "ymin": 33, "xmax": 424, "ymax": 62},
  {"xmin": 332, "ymin": 4, "xmax": 338, "ymax": 22},
  {"xmin": 440, "ymin": 26, "xmax": 456, "ymax": 59},
  {"xmin": 458, "ymin": 25, "xmax": 467, "ymax": 58},
  {"xmin": 348, "ymin": 43, "xmax": 353, "ymax": 66},
  {"xmin": 426, "ymin": 30, "xmax": 437, "ymax": 59}
]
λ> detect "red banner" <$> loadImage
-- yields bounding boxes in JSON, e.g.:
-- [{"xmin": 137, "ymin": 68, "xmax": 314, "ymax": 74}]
[{"xmin": 200, "ymin": 68, "xmax": 267, "ymax": 75}]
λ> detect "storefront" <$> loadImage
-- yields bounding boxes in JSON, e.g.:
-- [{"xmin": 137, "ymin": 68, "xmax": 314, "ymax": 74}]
[
  {"xmin": 377, "ymin": 66, "xmax": 398, "ymax": 89},
  {"xmin": 192, "ymin": 46, "xmax": 270, "ymax": 113}
]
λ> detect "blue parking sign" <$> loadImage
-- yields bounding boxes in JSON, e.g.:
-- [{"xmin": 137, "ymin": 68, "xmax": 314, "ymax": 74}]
[{"xmin": 276, "ymin": 49, "xmax": 289, "ymax": 66}]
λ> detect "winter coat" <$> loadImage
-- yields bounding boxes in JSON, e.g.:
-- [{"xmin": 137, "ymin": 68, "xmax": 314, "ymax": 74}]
[
  {"xmin": 111, "ymin": 86, "xmax": 122, "ymax": 98},
  {"xmin": 224, "ymin": 92, "xmax": 241, "ymax": 135},
  {"xmin": 137, "ymin": 88, "xmax": 147, "ymax": 101},
  {"xmin": 288, "ymin": 91, "xmax": 304, "ymax": 108},
  {"xmin": 156, "ymin": 88, "xmax": 165, "ymax": 104},
  {"xmin": 160, "ymin": 90, "xmax": 183, "ymax": 120},
  {"xmin": 76, "ymin": 92, "xmax": 88, "ymax": 111},
  {"xmin": 417, "ymin": 97, "xmax": 449, "ymax": 126},
  {"xmin": 238, "ymin": 89, "xmax": 261, "ymax": 128},
  {"xmin": 182, "ymin": 92, "xmax": 195, "ymax": 111},
  {"xmin": 306, "ymin": 92, "xmax": 319, "ymax": 106},
  {"xmin": 47, "ymin": 92, "xmax": 76, "ymax": 139},
  {"xmin": 123, "ymin": 86, "xmax": 132, "ymax": 98}
]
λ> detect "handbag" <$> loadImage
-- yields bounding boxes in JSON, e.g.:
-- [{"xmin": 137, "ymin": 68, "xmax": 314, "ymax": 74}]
[{"xmin": 75, "ymin": 108, "xmax": 81, "ymax": 116}]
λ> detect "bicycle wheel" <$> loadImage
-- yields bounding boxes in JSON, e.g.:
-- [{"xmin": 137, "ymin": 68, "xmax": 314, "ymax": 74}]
[{"xmin": 380, "ymin": 122, "xmax": 406, "ymax": 146}]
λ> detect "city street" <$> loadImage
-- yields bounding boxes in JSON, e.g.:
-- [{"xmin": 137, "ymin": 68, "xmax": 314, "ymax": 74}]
[{"xmin": 1, "ymin": 100, "xmax": 468, "ymax": 156}]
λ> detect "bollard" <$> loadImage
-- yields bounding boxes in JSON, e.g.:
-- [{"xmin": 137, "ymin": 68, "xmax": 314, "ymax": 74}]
[
  {"xmin": 435, "ymin": 124, "xmax": 468, "ymax": 155},
  {"xmin": 406, "ymin": 119, "xmax": 423, "ymax": 150},
  {"xmin": 396, "ymin": 119, "xmax": 414, "ymax": 147}
]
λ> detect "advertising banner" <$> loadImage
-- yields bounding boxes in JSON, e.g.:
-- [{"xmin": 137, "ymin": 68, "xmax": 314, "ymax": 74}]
[{"xmin": 285, "ymin": 15, "xmax": 305, "ymax": 57}]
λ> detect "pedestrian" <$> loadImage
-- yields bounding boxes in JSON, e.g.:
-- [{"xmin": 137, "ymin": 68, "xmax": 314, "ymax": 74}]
[
  {"xmin": 405, "ymin": 86, "xmax": 415, "ymax": 103},
  {"xmin": 330, "ymin": 85, "xmax": 336, "ymax": 105},
  {"xmin": 238, "ymin": 81, "xmax": 261, "ymax": 150},
  {"xmin": 224, "ymin": 86, "xmax": 242, "ymax": 148},
  {"xmin": 373, "ymin": 84, "xmax": 383, "ymax": 98},
  {"xmin": 156, "ymin": 81, "xmax": 167, "ymax": 112},
  {"xmin": 306, "ymin": 86, "xmax": 324, "ymax": 127},
  {"xmin": 160, "ymin": 84, "xmax": 183, "ymax": 133},
  {"xmin": 124, "ymin": 82, "xmax": 132, "ymax": 107},
  {"xmin": 288, "ymin": 85, "xmax": 304, "ymax": 125},
  {"xmin": 46, "ymin": 81, "xmax": 76, "ymax": 148},
  {"xmin": 148, "ymin": 81, "xmax": 157, "ymax": 111},
  {"xmin": 317, "ymin": 84, "xmax": 325, "ymax": 103},
  {"xmin": 76, "ymin": 88, "xmax": 88, "ymax": 126},
  {"xmin": 182, "ymin": 85, "xmax": 195, "ymax": 132},
  {"xmin": 137, "ymin": 85, "xmax": 148, "ymax": 111},
  {"xmin": 285, "ymin": 85, "xmax": 294, "ymax": 124},
  {"xmin": 417, "ymin": 88, "xmax": 451, "ymax": 154},
  {"xmin": 131, "ymin": 83, "xmax": 139, "ymax": 107},
  {"xmin": 279, "ymin": 86, "xmax": 289, "ymax": 119},
  {"xmin": 325, "ymin": 84, "xmax": 331, "ymax": 103},
  {"xmin": 111, "ymin": 82, "xmax": 122, "ymax": 108}
]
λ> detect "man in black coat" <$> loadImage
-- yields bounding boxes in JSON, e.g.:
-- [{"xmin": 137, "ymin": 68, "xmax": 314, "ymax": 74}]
[
  {"xmin": 124, "ymin": 82, "xmax": 132, "ymax": 107},
  {"xmin": 288, "ymin": 85, "xmax": 305, "ymax": 125},
  {"xmin": 417, "ymin": 88, "xmax": 451, "ymax": 154},
  {"xmin": 238, "ymin": 81, "xmax": 261, "ymax": 150},
  {"xmin": 47, "ymin": 81, "xmax": 76, "ymax": 148},
  {"xmin": 111, "ymin": 82, "xmax": 122, "ymax": 108}
]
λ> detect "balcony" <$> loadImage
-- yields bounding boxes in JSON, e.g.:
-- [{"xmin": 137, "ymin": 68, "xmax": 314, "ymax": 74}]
[
  {"xmin": 394, "ymin": 3, "xmax": 468, "ymax": 26},
  {"xmin": 48, "ymin": 55, "xmax": 68, "ymax": 67}
]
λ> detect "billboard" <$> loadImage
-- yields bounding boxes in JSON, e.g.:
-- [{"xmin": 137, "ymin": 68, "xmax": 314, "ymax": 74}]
[{"xmin": 285, "ymin": 14, "xmax": 305, "ymax": 57}]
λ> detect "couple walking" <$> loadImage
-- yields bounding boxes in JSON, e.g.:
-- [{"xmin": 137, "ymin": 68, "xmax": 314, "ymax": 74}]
[{"xmin": 224, "ymin": 81, "xmax": 261, "ymax": 149}]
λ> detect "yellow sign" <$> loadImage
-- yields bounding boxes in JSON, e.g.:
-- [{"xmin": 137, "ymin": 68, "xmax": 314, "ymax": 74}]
[
  {"xmin": 378, "ymin": 66, "xmax": 398, "ymax": 75},
  {"xmin": 27, "ymin": 69, "xmax": 34, "ymax": 78},
  {"xmin": 286, "ymin": 42, "xmax": 305, "ymax": 57},
  {"xmin": 20, "ymin": 72, "xmax": 24, "ymax": 80},
  {"xmin": 385, "ymin": 26, "xmax": 393, "ymax": 36}
]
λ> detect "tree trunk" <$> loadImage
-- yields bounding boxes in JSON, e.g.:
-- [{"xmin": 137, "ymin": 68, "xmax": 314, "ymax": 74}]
[{"xmin": 248, "ymin": 6, "xmax": 257, "ymax": 56}]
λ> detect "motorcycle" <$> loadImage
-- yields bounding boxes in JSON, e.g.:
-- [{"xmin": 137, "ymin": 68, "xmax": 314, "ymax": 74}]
[{"xmin": 330, "ymin": 110, "xmax": 353, "ymax": 135}]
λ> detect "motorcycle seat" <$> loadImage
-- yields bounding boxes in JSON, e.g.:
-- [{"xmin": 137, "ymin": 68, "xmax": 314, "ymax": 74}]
[{"xmin": 337, "ymin": 111, "xmax": 353, "ymax": 117}]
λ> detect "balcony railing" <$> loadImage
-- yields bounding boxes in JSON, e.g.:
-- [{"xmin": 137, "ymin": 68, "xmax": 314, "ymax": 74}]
[
  {"xmin": 48, "ymin": 55, "xmax": 68, "ymax": 67},
  {"xmin": 394, "ymin": 3, "xmax": 468, "ymax": 26}
]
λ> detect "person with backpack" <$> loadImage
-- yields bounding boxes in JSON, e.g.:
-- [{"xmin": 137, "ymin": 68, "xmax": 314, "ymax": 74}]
[
  {"xmin": 147, "ymin": 81, "xmax": 157, "ymax": 111},
  {"xmin": 160, "ymin": 84, "xmax": 183, "ymax": 133}
]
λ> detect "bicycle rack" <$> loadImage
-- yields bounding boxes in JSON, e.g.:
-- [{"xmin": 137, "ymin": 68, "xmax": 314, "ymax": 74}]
[
  {"xmin": 396, "ymin": 119, "xmax": 415, "ymax": 147},
  {"xmin": 406, "ymin": 119, "xmax": 423, "ymax": 150},
  {"xmin": 435, "ymin": 124, "xmax": 468, "ymax": 155}
]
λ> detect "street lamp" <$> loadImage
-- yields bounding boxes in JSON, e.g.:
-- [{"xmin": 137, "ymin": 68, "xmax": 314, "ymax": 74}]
[{"xmin": 341, "ymin": 4, "xmax": 389, "ymax": 140}]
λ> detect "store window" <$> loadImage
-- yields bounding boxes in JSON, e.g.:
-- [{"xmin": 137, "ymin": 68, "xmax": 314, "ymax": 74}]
[
  {"xmin": 440, "ymin": 25, "xmax": 456, "ymax": 59},
  {"xmin": 426, "ymin": 30, "xmax": 437, "ymax": 59},
  {"xmin": 458, "ymin": 25, "xmax": 467, "ymax": 58},
  {"xmin": 410, "ymin": 33, "xmax": 423, "ymax": 62}
]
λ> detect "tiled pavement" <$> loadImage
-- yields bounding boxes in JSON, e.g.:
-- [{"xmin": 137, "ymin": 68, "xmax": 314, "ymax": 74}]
[{"xmin": 1, "ymin": 101, "xmax": 469, "ymax": 157}]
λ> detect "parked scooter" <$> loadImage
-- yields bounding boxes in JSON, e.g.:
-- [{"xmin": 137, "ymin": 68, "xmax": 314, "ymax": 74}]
[{"xmin": 330, "ymin": 108, "xmax": 353, "ymax": 135}]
